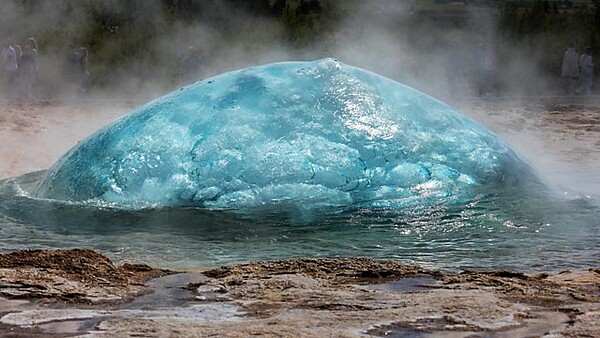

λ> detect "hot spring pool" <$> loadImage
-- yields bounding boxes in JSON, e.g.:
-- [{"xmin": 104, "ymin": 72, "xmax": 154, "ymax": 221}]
[{"xmin": 0, "ymin": 170, "xmax": 598, "ymax": 272}]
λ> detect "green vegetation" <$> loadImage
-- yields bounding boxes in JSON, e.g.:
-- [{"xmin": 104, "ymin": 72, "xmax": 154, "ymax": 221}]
[{"xmin": 497, "ymin": 1, "xmax": 600, "ymax": 86}]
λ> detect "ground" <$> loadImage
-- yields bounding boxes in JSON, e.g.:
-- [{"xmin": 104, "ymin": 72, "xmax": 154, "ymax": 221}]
[
  {"xmin": 0, "ymin": 100, "xmax": 133, "ymax": 179},
  {"xmin": 0, "ymin": 249, "xmax": 598, "ymax": 337}
]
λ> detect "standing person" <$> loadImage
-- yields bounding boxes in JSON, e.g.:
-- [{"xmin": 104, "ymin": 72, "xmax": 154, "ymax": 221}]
[
  {"xmin": 12, "ymin": 45, "xmax": 23, "ymax": 97},
  {"xmin": 1, "ymin": 38, "xmax": 18, "ymax": 98},
  {"xmin": 473, "ymin": 43, "xmax": 496, "ymax": 96},
  {"xmin": 181, "ymin": 46, "xmax": 204, "ymax": 84},
  {"xmin": 63, "ymin": 43, "xmax": 80, "ymax": 93},
  {"xmin": 12, "ymin": 44, "xmax": 22, "ymax": 68},
  {"xmin": 561, "ymin": 43, "xmax": 579, "ymax": 95},
  {"xmin": 578, "ymin": 46, "xmax": 594, "ymax": 96},
  {"xmin": 78, "ymin": 47, "xmax": 90, "ymax": 95},
  {"xmin": 19, "ymin": 38, "xmax": 38, "ymax": 100}
]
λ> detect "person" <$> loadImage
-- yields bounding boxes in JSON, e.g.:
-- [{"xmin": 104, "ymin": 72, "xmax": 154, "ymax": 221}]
[
  {"xmin": 12, "ymin": 45, "xmax": 22, "ymax": 66},
  {"xmin": 78, "ymin": 47, "xmax": 90, "ymax": 95},
  {"xmin": 1, "ymin": 38, "xmax": 19, "ymax": 97},
  {"xmin": 12, "ymin": 45, "xmax": 23, "ymax": 96},
  {"xmin": 473, "ymin": 43, "xmax": 496, "ymax": 96},
  {"xmin": 561, "ymin": 43, "xmax": 579, "ymax": 95},
  {"xmin": 444, "ymin": 45, "xmax": 468, "ymax": 97},
  {"xmin": 19, "ymin": 38, "xmax": 38, "ymax": 100},
  {"xmin": 181, "ymin": 45, "xmax": 204, "ymax": 83},
  {"xmin": 64, "ymin": 43, "xmax": 80, "ymax": 90},
  {"xmin": 578, "ymin": 46, "xmax": 594, "ymax": 96}
]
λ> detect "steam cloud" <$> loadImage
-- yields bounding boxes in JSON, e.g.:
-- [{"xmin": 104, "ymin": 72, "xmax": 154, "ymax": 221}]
[{"xmin": 0, "ymin": 0, "xmax": 564, "ymax": 102}]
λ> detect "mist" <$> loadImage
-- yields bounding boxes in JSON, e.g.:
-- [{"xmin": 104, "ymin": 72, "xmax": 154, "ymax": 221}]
[{"xmin": 0, "ymin": 0, "xmax": 581, "ymax": 102}]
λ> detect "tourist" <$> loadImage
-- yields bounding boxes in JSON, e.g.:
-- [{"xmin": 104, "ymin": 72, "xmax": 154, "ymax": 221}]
[
  {"xmin": 473, "ymin": 43, "xmax": 496, "ymax": 97},
  {"xmin": 79, "ymin": 47, "xmax": 90, "ymax": 95},
  {"xmin": 19, "ymin": 38, "xmax": 38, "ymax": 100},
  {"xmin": 12, "ymin": 45, "xmax": 23, "ymax": 97},
  {"xmin": 64, "ymin": 43, "xmax": 80, "ymax": 92},
  {"xmin": 561, "ymin": 43, "xmax": 579, "ymax": 95},
  {"xmin": 181, "ymin": 45, "xmax": 204, "ymax": 84},
  {"xmin": 12, "ymin": 45, "xmax": 22, "ymax": 67},
  {"xmin": 1, "ymin": 38, "xmax": 18, "ymax": 98},
  {"xmin": 578, "ymin": 46, "xmax": 594, "ymax": 96}
]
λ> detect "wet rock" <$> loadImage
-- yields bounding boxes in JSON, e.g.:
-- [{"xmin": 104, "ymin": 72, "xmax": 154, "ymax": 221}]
[
  {"xmin": 0, "ymin": 249, "xmax": 598, "ymax": 337},
  {"xmin": 0, "ymin": 249, "xmax": 173, "ymax": 304}
]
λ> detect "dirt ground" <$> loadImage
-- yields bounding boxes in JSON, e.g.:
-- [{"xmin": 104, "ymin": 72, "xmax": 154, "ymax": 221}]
[
  {"xmin": 0, "ymin": 99, "xmax": 134, "ymax": 179},
  {"xmin": 458, "ymin": 98, "xmax": 600, "ymax": 196},
  {"xmin": 458, "ymin": 99, "xmax": 600, "ymax": 163},
  {"xmin": 0, "ymin": 249, "xmax": 598, "ymax": 337},
  {"xmin": 0, "ymin": 249, "xmax": 172, "ymax": 304}
]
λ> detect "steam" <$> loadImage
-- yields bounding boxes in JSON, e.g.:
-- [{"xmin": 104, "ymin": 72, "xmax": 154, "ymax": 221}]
[{"xmin": 0, "ymin": 0, "xmax": 564, "ymax": 103}]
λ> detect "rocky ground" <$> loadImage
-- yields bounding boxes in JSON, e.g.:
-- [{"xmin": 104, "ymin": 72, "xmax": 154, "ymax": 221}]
[
  {"xmin": 0, "ymin": 249, "xmax": 172, "ymax": 304},
  {"xmin": 0, "ymin": 249, "xmax": 598, "ymax": 337},
  {"xmin": 457, "ymin": 97, "xmax": 600, "ymax": 196}
]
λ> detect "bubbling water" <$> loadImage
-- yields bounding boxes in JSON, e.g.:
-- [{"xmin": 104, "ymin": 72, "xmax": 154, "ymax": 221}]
[
  {"xmin": 0, "ymin": 169, "xmax": 597, "ymax": 272},
  {"xmin": 31, "ymin": 58, "xmax": 538, "ymax": 223}
]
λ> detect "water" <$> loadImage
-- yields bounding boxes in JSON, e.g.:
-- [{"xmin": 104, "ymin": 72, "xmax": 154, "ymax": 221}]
[
  {"xmin": 32, "ymin": 59, "xmax": 533, "ymax": 220},
  {"xmin": 0, "ymin": 169, "xmax": 597, "ymax": 272}
]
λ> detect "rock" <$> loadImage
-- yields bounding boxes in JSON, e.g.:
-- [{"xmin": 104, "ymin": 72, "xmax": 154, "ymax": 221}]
[
  {"xmin": 0, "ymin": 249, "xmax": 173, "ymax": 304},
  {"xmin": 0, "ymin": 249, "xmax": 598, "ymax": 337}
]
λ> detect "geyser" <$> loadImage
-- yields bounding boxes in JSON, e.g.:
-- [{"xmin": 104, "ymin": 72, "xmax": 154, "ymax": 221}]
[{"xmin": 32, "ymin": 58, "xmax": 535, "ymax": 218}]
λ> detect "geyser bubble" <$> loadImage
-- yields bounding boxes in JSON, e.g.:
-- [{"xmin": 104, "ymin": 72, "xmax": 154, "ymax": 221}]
[{"xmin": 32, "ymin": 58, "xmax": 538, "ymax": 221}]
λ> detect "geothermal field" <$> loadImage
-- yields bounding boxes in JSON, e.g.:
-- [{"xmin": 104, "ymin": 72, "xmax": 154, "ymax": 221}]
[{"xmin": 0, "ymin": 0, "xmax": 599, "ymax": 336}]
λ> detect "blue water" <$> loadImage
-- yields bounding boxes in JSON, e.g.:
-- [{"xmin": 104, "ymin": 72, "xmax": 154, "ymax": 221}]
[
  {"xmin": 1, "ymin": 173, "xmax": 597, "ymax": 272},
  {"xmin": 0, "ymin": 59, "xmax": 598, "ymax": 272},
  {"xmin": 32, "ymin": 59, "xmax": 535, "ymax": 220}
]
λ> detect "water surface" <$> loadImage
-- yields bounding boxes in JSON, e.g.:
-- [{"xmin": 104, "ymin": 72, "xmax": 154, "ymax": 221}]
[{"xmin": 1, "ymin": 169, "xmax": 597, "ymax": 273}]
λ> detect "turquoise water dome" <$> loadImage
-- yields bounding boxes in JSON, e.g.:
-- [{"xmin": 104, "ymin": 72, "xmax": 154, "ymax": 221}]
[{"xmin": 32, "ymin": 58, "xmax": 536, "ymax": 220}]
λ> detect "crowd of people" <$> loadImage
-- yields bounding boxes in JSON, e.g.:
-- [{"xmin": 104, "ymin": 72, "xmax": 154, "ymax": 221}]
[
  {"xmin": 561, "ymin": 43, "xmax": 595, "ymax": 96},
  {"xmin": 1, "ymin": 37, "xmax": 39, "ymax": 100},
  {"xmin": 1, "ymin": 37, "xmax": 205, "ymax": 100},
  {"xmin": 64, "ymin": 43, "xmax": 91, "ymax": 96},
  {"xmin": 1, "ymin": 37, "xmax": 90, "ymax": 100},
  {"xmin": 1, "ymin": 35, "xmax": 595, "ymax": 100}
]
